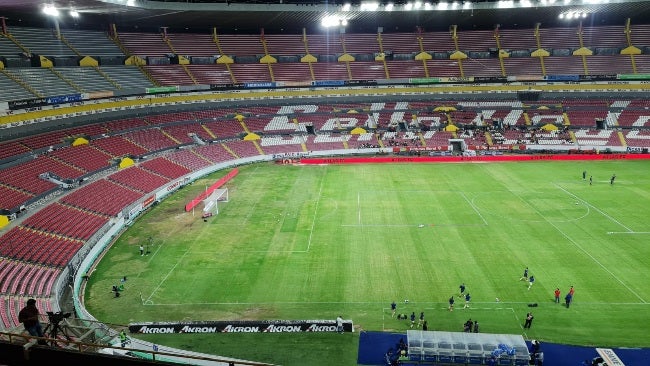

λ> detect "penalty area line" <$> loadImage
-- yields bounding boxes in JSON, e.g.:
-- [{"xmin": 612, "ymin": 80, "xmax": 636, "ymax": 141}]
[{"xmin": 607, "ymin": 231, "xmax": 650, "ymax": 235}]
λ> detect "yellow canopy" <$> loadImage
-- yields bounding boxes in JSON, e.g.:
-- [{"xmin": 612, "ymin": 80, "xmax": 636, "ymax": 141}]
[
  {"xmin": 119, "ymin": 157, "xmax": 135, "ymax": 169},
  {"xmin": 0, "ymin": 215, "xmax": 9, "ymax": 229},
  {"xmin": 72, "ymin": 137, "xmax": 89, "ymax": 146},
  {"xmin": 434, "ymin": 106, "xmax": 457, "ymax": 112},
  {"xmin": 541, "ymin": 123, "xmax": 558, "ymax": 131}
]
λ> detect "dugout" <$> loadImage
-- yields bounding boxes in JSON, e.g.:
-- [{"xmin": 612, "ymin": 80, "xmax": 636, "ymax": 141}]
[{"xmin": 406, "ymin": 330, "xmax": 529, "ymax": 365}]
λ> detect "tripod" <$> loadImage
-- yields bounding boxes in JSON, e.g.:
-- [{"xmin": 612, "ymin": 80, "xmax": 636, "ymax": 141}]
[{"xmin": 43, "ymin": 319, "xmax": 72, "ymax": 347}]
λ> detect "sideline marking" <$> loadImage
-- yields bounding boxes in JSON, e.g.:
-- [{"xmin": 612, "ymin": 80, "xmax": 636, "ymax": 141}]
[
  {"xmin": 242, "ymin": 165, "xmax": 262, "ymax": 224},
  {"xmin": 460, "ymin": 192, "xmax": 489, "ymax": 226},
  {"xmin": 341, "ymin": 223, "xmax": 485, "ymax": 228},
  {"xmin": 357, "ymin": 192, "xmax": 362, "ymax": 225},
  {"xmin": 470, "ymin": 190, "xmax": 590, "ymax": 223},
  {"xmin": 554, "ymin": 184, "xmax": 634, "ymax": 233},
  {"xmin": 305, "ymin": 169, "xmax": 325, "ymax": 253},
  {"xmin": 381, "ymin": 307, "xmax": 523, "ymax": 335},
  {"xmin": 512, "ymin": 187, "xmax": 646, "ymax": 304},
  {"xmin": 144, "ymin": 250, "xmax": 191, "ymax": 304},
  {"xmin": 351, "ymin": 190, "xmax": 487, "ymax": 228},
  {"xmin": 142, "ymin": 300, "xmax": 650, "ymax": 307}
]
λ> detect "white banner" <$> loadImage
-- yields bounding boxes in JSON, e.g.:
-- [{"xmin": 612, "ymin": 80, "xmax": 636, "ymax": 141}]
[{"xmin": 596, "ymin": 348, "xmax": 626, "ymax": 366}]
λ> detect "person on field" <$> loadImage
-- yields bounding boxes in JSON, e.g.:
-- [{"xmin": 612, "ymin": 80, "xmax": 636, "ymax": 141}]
[
  {"xmin": 565, "ymin": 293, "xmax": 573, "ymax": 308},
  {"xmin": 448, "ymin": 296, "xmax": 455, "ymax": 311},
  {"xmin": 459, "ymin": 283, "xmax": 466, "ymax": 297},
  {"xmin": 528, "ymin": 275, "xmax": 535, "ymax": 290},
  {"xmin": 610, "ymin": 174, "xmax": 616, "ymax": 185},
  {"xmin": 463, "ymin": 319, "xmax": 473, "ymax": 332},
  {"xmin": 464, "ymin": 293, "xmax": 471, "ymax": 309},
  {"xmin": 554, "ymin": 288, "xmax": 561, "ymax": 303},
  {"xmin": 391, "ymin": 300, "xmax": 397, "ymax": 318},
  {"xmin": 520, "ymin": 267, "xmax": 529, "ymax": 281},
  {"xmin": 336, "ymin": 315, "xmax": 343, "ymax": 333},
  {"xmin": 524, "ymin": 312, "xmax": 534, "ymax": 329}
]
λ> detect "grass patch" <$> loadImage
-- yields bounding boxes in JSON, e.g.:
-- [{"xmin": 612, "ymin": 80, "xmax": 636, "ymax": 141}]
[{"xmin": 85, "ymin": 160, "xmax": 650, "ymax": 365}]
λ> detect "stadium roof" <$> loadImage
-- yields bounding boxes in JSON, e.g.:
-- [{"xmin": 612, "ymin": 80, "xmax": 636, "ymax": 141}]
[{"xmin": 1, "ymin": 0, "xmax": 650, "ymax": 34}]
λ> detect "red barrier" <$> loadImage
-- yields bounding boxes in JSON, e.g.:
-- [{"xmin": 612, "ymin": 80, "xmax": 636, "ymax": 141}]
[
  {"xmin": 185, "ymin": 168, "xmax": 239, "ymax": 212},
  {"xmin": 300, "ymin": 154, "xmax": 650, "ymax": 165}
]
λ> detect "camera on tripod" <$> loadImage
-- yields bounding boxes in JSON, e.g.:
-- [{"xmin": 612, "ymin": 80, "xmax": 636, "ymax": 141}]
[
  {"xmin": 47, "ymin": 311, "xmax": 71, "ymax": 324},
  {"xmin": 44, "ymin": 311, "xmax": 73, "ymax": 345}
]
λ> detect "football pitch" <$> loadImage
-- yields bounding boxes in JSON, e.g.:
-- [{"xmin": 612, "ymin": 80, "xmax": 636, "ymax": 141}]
[{"xmin": 84, "ymin": 159, "xmax": 650, "ymax": 366}]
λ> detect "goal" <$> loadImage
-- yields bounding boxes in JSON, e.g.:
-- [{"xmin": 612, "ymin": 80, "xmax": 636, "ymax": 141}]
[{"xmin": 201, "ymin": 188, "xmax": 229, "ymax": 218}]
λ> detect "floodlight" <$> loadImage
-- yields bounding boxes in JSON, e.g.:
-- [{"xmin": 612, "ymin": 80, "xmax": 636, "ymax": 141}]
[
  {"xmin": 360, "ymin": 2, "xmax": 379, "ymax": 11},
  {"xmin": 321, "ymin": 15, "xmax": 344, "ymax": 28},
  {"xmin": 497, "ymin": 0, "xmax": 514, "ymax": 8},
  {"xmin": 342, "ymin": 3, "xmax": 351, "ymax": 11},
  {"xmin": 69, "ymin": 10, "xmax": 79, "ymax": 18},
  {"xmin": 385, "ymin": 3, "xmax": 394, "ymax": 11},
  {"xmin": 43, "ymin": 5, "xmax": 59, "ymax": 17}
]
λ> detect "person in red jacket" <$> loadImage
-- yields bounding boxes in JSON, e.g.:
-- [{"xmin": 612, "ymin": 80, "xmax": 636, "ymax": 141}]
[{"xmin": 554, "ymin": 288, "xmax": 561, "ymax": 303}]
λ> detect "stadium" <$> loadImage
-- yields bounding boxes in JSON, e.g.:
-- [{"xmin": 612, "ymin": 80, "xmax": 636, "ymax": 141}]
[{"xmin": 1, "ymin": 1, "xmax": 650, "ymax": 366}]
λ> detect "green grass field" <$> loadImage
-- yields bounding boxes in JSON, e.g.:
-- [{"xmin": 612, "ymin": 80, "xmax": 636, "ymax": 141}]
[{"xmin": 84, "ymin": 159, "xmax": 650, "ymax": 365}]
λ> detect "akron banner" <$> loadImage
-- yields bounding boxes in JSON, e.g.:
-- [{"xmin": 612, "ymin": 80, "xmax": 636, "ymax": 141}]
[{"xmin": 129, "ymin": 319, "xmax": 354, "ymax": 334}]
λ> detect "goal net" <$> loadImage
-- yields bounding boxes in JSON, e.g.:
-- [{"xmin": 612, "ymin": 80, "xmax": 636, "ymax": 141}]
[{"xmin": 201, "ymin": 188, "xmax": 229, "ymax": 218}]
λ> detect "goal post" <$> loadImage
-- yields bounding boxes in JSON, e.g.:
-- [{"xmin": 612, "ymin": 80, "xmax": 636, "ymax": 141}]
[
  {"xmin": 201, "ymin": 188, "xmax": 229, "ymax": 218},
  {"xmin": 185, "ymin": 168, "xmax": 238, "ymax": 212}
]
